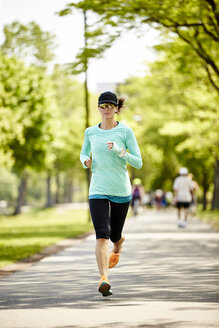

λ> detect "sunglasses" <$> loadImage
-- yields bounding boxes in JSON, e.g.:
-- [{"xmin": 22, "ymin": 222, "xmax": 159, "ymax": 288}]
[{"xmin": 99, "ymin": 103, "xmax": 117, "ymax": 109}]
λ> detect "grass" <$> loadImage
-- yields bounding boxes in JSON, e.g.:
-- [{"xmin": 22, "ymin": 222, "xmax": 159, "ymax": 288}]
[
  {"xmin": 197, "ymin": 209, "xmax": 219, "ymax": 230},
  {"xmin": 0, "ymin": 207, "xmax": 93, "ymax": 269}
]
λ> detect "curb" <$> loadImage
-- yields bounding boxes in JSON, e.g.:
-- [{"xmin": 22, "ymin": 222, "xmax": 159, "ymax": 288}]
[{"xmin": 0, "ymin": 231, "xmax": 93, "ymax": 279}]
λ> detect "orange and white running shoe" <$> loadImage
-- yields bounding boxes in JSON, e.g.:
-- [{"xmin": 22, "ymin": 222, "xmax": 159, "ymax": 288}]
[
  {"xmin": 98, "ymin": 275, "xmax": 113, "ymax": 297},
  {"xmin": 108, "ymin": 252, "xmax": 120, "ymax": 269}
]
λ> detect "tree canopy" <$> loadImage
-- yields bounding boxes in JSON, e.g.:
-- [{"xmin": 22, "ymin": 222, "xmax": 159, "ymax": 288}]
[
  {"xmin": 1, "ymin": 21, "xmax": 56, "ymax": 67},
  {"xmin": 119, "ymin": 34, "xmax": 218, "ymax": 207},
  {"xmin": 1, "ymin": 10, "xmax": 218, "ymax": 210},
  {"xmin": 0, "ymin": 52, "xmax": 55, "ymax": 173},
  {"xmin": 63, "ymin": 0, "xmax": 219, "ymax": 91}
]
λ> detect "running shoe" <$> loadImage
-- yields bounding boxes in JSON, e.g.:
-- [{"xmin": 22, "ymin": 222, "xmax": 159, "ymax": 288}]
[
  {"xmin": 98, "ymin": 275, "xmax": 113, "ymax": 297},
  {"xmin": 178, "ymin": 220, "xmax": 187, "ymax": 228},
  {"xmin": 109, "ymin": 252, "xmax": 120, "ymax": 269},
  {"xmin": 177, "ymin": 220, "xmax": 183, "ymax": 227},
  {"xmin": 181, "ymin": 221, "xmax": 187, "ymax": 228}
]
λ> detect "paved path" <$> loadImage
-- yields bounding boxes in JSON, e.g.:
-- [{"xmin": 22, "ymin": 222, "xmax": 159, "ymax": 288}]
[{"xmin": 0, "ymin": 209, "xmax": 219, "ymax": 328}]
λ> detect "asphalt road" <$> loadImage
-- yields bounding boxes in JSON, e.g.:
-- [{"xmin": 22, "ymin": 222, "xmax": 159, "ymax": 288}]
[{"xmin": 0, "ymin": 209, "xmax": 219, "ymax": 328}]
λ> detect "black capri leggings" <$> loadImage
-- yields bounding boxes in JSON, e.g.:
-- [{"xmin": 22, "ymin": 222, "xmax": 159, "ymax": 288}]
[{"xmin": 89, "ymin": 199, "xmax": 130, "ymax": 243}]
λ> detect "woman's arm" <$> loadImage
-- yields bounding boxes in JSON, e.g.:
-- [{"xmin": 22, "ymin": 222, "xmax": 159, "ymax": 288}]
[
  {"xmin": 109, "ymin": 127, "xmax": 142, "ymax": 169},
  {"xmin": 123, "ymin": 127, "xmax": 142, "ymax": 169},
  {"xmin": 80, "ymin": 128, "xmax": 91, "ymax": 169}
]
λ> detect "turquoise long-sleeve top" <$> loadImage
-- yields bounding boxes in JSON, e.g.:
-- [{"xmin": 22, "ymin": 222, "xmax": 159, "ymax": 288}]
[{"xmin": 80, "ymin": 122, "xmax": 142, "ymax": 197}]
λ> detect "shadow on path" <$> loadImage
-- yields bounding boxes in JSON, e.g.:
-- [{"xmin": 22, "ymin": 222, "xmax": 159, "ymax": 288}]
[
  {"xmin": 52, "ymin": 322, "xmax": 184, "ymax": 328},
  {"xmin": 0, "ymin": 210, "xmax": 218, "ymax": 311}
]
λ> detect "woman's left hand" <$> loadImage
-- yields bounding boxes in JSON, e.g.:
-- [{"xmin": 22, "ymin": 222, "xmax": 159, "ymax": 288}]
[{"xmin": 106, "ymin": 141, "xmax": 114, "ymax": 150}]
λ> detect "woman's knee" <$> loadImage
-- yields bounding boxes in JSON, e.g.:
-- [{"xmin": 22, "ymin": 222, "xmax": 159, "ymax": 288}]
[
  {"xmin": 95, "ymin": 229, "xmax": 110, "ymax": 240},
  {"xmin": 110, "ymin": 233, "xmax": 121, "ymax": 243},
  {"xmin": 96, "ymin": 238, "xmax": 109, "ymax": 245}
]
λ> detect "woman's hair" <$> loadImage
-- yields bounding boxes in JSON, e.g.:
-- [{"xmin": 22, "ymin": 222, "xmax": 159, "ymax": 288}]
[{"xmin": 117, "ymin": 97, "xmax": 125, "ymax": 113}]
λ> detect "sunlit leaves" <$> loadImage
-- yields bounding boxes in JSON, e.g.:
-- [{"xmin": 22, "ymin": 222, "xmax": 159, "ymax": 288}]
[
  {"xmin": 0, "ymin": 53, "xmax": 55, "ymax": 173},
  {"xmin": 1, "ymin": 21, "xmax": 56, "ymax": 67},
  {"xmin": 119, "ymin": 31, "xmax": 218, "ymax": 194},
  {"xmin": 65, "ymin": 0, "xmax": 219, "ymax": 91}
]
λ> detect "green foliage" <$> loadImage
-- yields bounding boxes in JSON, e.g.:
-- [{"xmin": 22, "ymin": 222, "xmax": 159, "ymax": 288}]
[
  {"xmin": 0, "ymin": 52, "xmax": 55, "ymax": 174},
  {"xmin": 68, "ymin": 0, "xmax": 219, "ymax": 91},
  {"xmin": 58, "ymin": 6, "xmax": 121, "ymax": 75},
  {"xmin": 119, "ymin": 34, "xmax": 218, "ymax": 198},
  {"xmin": 0, "ymin": 20, "xmax": 93, "ymax": 209},
  {"xmin": 197, "ymin": 209, "xmax": 219, "ymax": 230},
  {"xmin": 50, "ymin": 65, "xmax": 85, "ymax": 173},
  {"xmin": 1, "ymin": 21, "xmax": 56, "ymax": 67},
  {"xmin": 0, "ymin": 168, "xmax": 19, "ymax": 204},
  {"xmin": 1, "ymin": 6, "xmax": 218, "ymax": 208}
]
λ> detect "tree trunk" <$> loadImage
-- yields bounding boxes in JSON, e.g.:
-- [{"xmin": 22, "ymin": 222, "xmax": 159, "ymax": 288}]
[
  {"xmin": 14, "ymin": 170, "xmax": 28, "ymax": 215},
  {"xmin": 45, "ymin": 172, "xmax": 53, "ymax": 207},
  {"xmin": 202, "ymin": 171, "xmax": 209, "ymax": 210},
  {"xmin": 63, "ymin": 172, "xmax": 73, "ymax": 203},
  {"xmin": 68, "ymin": 179, "xmax": 73, "ymax": 203},
  {"xmin": 84, "ymin": 9, "xmax": 91, "ymax": 222},
  {"xmin": 55, "ymin": 173, "xmax": 61, "ymax": 204},
  {"xmin": 202, "ymin": 186, "xmax": 208, "ymax": 210},
  {"xmin": 85, "ymin": 50, "xmax": 90, "ymax": 219},
  {"xmin": 212, "ymin": 160, "xmax": 219, "ymax": 210}
]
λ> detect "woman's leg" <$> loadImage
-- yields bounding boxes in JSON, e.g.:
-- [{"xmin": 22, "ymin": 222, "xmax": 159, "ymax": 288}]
[
  {"xmin": 108, "ymin": 201, "xmax": 130, "ymax": 269},
  {"xmin": 89, "ymin": 199, "xmax": 110, "ymax": 278},
  {"xmin": 112, "ymin": 235, "xmax": 125, "ymax": 254},
  {"xmin": 95, "ymin": 238, "xmax": 109, "ymax": 277},
  {"xmin": 110, "ymin": 201, "xmax": 130, "ymax": 249}
]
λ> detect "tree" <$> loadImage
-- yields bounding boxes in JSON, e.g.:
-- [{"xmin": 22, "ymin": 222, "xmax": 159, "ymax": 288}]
[
  {"xmin": 58, "ymin": 7, "xmax": 120, "ymax": 218},
  {"xmin": 157, "ymin": 38, "xmax": 219, "ymax": 208},
  {"xmin": 0, "ymin": 21, "xmax": 57, "ymax": 213},
  {"xmin": 119, "ymin": 36, "xmax": 219, "ymax": 208},
  {"xmin": 1, "ymin": 21, "xmax": 56, "ymax": 68},
  {"xmin": 49, "ymin": 64, "xmax": 86, "ymax": 205},
  {"xmin": 67, "ymin": 0, "xmax": 219, "ymax": 91},
  {"xmin": 65, "ymin": 0, "xmax": 219, "ymax": 208},
  {"xmin": 0, "ymin": 53, "xmax": 55, "ymax": 214}
]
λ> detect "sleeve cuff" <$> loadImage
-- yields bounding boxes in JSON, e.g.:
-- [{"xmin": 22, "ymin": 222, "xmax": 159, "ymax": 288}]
[
  {"xmin": 112, "ymin": 141, "xmax": 121, "ymax": 154},
  {"xmin": 80, "ymin": 155, "xmax": 90, "ymax": 169}
]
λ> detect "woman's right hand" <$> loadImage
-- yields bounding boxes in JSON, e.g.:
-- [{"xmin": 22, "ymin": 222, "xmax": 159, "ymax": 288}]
[{"xmin": 84, "ymin": 158, "xmax": 91, "ymax": 168}]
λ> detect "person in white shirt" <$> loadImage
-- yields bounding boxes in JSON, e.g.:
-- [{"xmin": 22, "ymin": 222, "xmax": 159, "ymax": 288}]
[{"xmin": 173, "ymin": 167, "xmax": 194, "ymax": 227}]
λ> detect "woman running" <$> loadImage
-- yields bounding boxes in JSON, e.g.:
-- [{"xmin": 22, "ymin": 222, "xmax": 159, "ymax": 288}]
[{"xmin": 80, "ymin": 91, "xmax": 142, "ymax": 296}]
